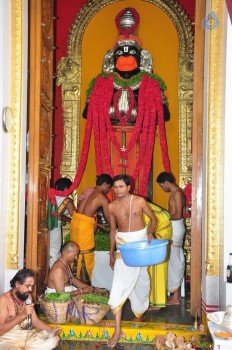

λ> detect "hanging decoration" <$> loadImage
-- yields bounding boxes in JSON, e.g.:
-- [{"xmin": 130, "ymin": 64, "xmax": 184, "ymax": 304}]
[
  {"xmin": 49, "ymin": 71, "xmax": 170, "ymax": 206},
  {"xmin": 49, "ymin": 7, "xmax": 171, "ymax": 209},
  {"xmin": 183, "ymin": 182, "xmax": 192, "ymax": 218}
]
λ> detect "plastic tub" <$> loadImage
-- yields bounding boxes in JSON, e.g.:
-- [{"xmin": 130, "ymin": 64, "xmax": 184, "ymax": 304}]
[{"xmin": 118, "ymin": 239, "xmax": 169, "ymax": 267}]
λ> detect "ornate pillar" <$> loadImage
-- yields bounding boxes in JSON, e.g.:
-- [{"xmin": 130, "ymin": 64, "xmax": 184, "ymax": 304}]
[
  {"xmin": 7, "ymin": 0, "xmax": 27, "ymax": 270},
  {"xmin": 201, "ymin": 0, "xmax": 226, "ymax": 316}
]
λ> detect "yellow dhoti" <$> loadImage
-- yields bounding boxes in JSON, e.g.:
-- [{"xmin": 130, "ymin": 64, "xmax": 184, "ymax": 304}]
[
  {"xmin": 70, "ymin": 212, "xmax": 95, "ymax": 284},
  {"xmin": 144, "ymin": 203, "xmax": 172, "ymax": 307}
]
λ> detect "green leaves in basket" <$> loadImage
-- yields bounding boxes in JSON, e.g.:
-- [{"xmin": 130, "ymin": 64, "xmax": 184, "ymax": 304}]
[
  {"xmin": 44, "ymin": 292, "xmax": 71, "ymax": 302},
  {"xmin": 80, "ymin": 293, "xmax": 109, "ymax": 305}
]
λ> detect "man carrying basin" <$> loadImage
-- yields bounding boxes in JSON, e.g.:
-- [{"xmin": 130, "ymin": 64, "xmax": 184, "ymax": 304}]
[{"xmin": 107, "ymin": 174, "xmax": 157, "ymax": 348}]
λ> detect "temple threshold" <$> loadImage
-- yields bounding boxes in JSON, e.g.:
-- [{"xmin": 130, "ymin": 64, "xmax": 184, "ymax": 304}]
[{"xmin": 40, "ymin": 317, "xmax": 211, "ymax": 345}]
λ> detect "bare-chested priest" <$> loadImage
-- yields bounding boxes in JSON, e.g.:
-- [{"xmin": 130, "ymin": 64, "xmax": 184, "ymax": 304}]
[
  {"xmin": 107, "ymin": 174, "xmax": 157, "ymax": 347},
  {"xmin": 46, "ymin": 241, "xmax": 95, "ymax": 295},
  {"xmin": 0, "ymin": 268, "xmax": 60, "ymax": 349}
]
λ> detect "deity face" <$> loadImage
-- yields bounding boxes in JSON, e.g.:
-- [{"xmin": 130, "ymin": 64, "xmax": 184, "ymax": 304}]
[{"xmin": 114, "ymin": 45, "xmax": 141, "ymax": 79}]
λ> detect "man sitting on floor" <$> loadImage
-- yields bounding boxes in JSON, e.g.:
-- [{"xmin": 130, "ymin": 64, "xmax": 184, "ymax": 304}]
[
  {"xmin": 0, "ymin": 268, "xmax": 60, "ymax": 350},
  {"xmin": 46, "ymin": 241, "xmax": 95, "ymax": 296}
]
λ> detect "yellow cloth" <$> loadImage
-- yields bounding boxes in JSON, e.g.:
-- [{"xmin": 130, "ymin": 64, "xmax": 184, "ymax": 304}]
[
  {"xmin": 70, "ymin": 212, "xmax": 95, "ymax": 282},
  {"xmin": 144, "ymin": 202, "xmax": 172, "ymax": 307}
]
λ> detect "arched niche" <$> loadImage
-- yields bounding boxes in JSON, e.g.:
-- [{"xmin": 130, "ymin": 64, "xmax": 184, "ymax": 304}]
[
  {"xmin": 56, "ymin": 0, "xmax": 194, "ymax": 280},
  {"xmin": 57, "ymin": 0, "xmax": 193, "ymax": 187}
]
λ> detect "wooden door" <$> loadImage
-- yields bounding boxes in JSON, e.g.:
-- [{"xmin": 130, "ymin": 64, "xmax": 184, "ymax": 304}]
[{"xmin": 26, "ymin": 0, "xmax": 54, "ymax": 296}]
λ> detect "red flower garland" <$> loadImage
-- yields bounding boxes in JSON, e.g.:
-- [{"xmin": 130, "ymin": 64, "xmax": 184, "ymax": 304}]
[
  {"xmin": 49, "ymin": 72, "xmax": 171, "ymax": 203},
  {"xmin": 88, "ymin": 73, "xmax": 171, "ymax": 196},
  {"xmin": 48, "ymin": 104, "xmax": 93, "ymax": 204},
  {"xmin": 183, "ymin": 182, "xmax": 192, "ymax": 217},
  {"xmin": 91, "ymin": 75, "xmax": 114, "ymax": 176}
]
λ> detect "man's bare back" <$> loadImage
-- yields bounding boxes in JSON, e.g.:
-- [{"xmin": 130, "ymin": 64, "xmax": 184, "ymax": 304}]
[
  {"xmin": 77, "ymin": 175, "xmax": 113, "ymax": 223},
  {"xmin": 78, "ymin": 188, "xmax": 110, "ymax": 218}
]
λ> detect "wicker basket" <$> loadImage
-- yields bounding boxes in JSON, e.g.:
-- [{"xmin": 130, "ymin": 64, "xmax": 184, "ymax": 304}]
[
  {"xmin": 39, "ymin": 295, "xmax": 74, "ymax": 324},
  {"xmin": 74, "ymin": 296, "xmax": 110, "ymax": 325}
]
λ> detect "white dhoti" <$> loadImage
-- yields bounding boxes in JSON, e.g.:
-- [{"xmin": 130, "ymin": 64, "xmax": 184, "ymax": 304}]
[
  {"xmin": 0, "ymin": 326, "xmax": 59, "ymax": 350},
  {"xmin": 49, "ymin": 195, "xmax": 69, "ymax": 268},
  {"xmin": 45, "ymin": 285, "xmax": 77, "ymax": 294},
  {"xmin": 108, "ymin": 228, "xmax": 150, "ymax": 317},
  {"xmin": 168, "ymin": 219, "xmax": 186, "ymax": 293},
  {"xmin": 49, "ymin": 221, "xmax": 62, "ymax": 268}
]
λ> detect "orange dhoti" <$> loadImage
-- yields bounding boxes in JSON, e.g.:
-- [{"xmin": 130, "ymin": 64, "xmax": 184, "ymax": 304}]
[{"xmin": 70, "ymin": 213, "xmax": 95, "ymax": 284}]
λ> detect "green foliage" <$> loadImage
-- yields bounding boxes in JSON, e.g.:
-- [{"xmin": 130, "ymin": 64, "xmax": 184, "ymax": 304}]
[
  {"xmin": 44, "ymin": 292, "xmax": 71, "ymax": 302},
  {"xmin": 63, "ymin": 232, "xmax": 70, "ymax": 244},
  {"xmin": 95, "ymin": 231, "xmax": 110, "ymax": 251},
  {"xmin": 63, "ymin": 231, "xmax": 109, "ymax": 250},
  {"xmin": 80, "ymin": 293, "xmax": 109, "ymax": 305}
]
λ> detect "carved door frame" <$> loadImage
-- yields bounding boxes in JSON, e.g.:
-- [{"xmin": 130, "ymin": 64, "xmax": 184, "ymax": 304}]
[{"xmin": 26, "ymin": 0, "xmax": 54, "ymax": 296}]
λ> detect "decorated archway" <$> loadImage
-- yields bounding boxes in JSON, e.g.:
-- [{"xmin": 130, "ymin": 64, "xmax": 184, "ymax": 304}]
[
  {"xmin": 55, "ymin": 0, "xmax": 193, "ymax": 282},
  {"xmin": 55, "ymin": 0, "xmax": 195, "ymax": 311}
]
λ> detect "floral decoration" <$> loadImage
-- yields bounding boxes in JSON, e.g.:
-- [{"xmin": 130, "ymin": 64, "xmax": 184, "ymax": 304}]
[
  {"xmin": 183, "ymin": 182, "xmax": 192, "ymax": 217},
  {"xmin": 49, "ymin": 72, "xmax": 171, "ymax": 204},
  {"xmin": 86, "ymin": 72, "xmax": 167, "ymax": 100}
]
